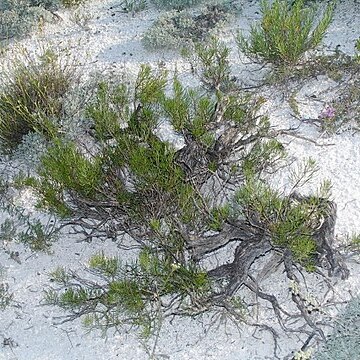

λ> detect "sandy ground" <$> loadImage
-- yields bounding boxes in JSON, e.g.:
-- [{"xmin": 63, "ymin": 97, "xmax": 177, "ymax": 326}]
[{"xmin": 1, "ymin": 0, "xmax": 360, "ymax": 359}]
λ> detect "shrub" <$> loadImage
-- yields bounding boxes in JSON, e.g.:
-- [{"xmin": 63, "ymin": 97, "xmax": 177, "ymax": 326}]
[
  {"xmin": 185, "ymin": 36, "xmax": 232, "ymax": 91},
  {"xmin": 0, "ymin": 0, "xmax": 88, "ymax": 40},
  {"xmin": 237, "ymin": 0, "xmax": 335, "ymax": 65},
  {"xmin": 0, "ymin": 282, "xmax": 13, "ymax": 310},
  {"xmin": 0, "ymin": 215, "xmax": 59, "ymax": 252},
  {"xmin": 60, "ymin": 0, "xmax": 86, "ymax": 8},
  {"xmin": 0, "ymin": 48, "xmax": 75, "ymax": 152},
  {"xmin": 0, "ymin": 0, "xmax": 39, "ymax": 40},
  {"xmin": 119, "ymin": 0, "xmax": 147, "ymax": 14},
  {"xmin": 143, "ymin": 3, "xmax": 233, "ymax": 50},
  {"xmin": 22, "ymin": 50, "xmax": 348, "ymax": 349}
]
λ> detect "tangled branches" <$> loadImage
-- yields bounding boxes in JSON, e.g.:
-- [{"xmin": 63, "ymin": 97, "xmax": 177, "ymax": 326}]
[{"xmin": 24, "ymin": 49, "xmax": 349, "ymax": 359}]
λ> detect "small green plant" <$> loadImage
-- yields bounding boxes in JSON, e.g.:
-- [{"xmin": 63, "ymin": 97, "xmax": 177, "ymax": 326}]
[
  {"xmin": 0, "ymin": 48, "xmax": 75, "ymax": 152},
  {"xmin": 237, "ymin": 0, "xmax": 335, "ymax": 65},
  {"xmin": 0, "ymin": 0, "xmax": 38, "ymax": 40},
  {"xmin": 60, "ymin": 0, "xmax": 86, "ymax": 7},
  {"xmin": 0, "ymin": 213, "xmax": 59, "ymax": 252},
  {"xmin": 347, "ymin": 232, "xmax": 360, "ymax": 250},
  {"xmin": 186, "ymin": 37, "xmax": 232, "ymax": 91},
  {"xmin": 0, "ymin": 282, "xmax": 13, "ymax": 310}
]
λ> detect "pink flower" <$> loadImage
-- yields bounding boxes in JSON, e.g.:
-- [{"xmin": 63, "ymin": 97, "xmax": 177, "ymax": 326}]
[{"xmin": 319, "ymin": 105, "xmax": 336, "ymax": 119}]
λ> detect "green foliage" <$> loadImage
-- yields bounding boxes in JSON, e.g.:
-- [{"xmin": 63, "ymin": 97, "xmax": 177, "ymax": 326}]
[
  {"xmin": 27, "ymin": 65, "xmax": 198, "ymax": 220},
  {"xmin": 45, "ymin": 250, "xmax": 209, "ymax": 334},
  {"xmin": 85, "ymin": 82, "xmax": 130, "ymax": 140},
  {"xmin": 18, "ymin": 218, "xmax": 59, "ymax": 252},
  {"xmin": 347, "ymin": 232, "xmax": 360, "ymax": 250},
  {"xmin": 0, "ymin": 0, "xmax": 39, "ymax": 40},
  {"xmin": 0, "ymin": 282, "xmax": 13, "ymax": 310},
  {"xmin": 208, "ymin": 204, "xmax": 230, "ymax": 231},
  {"xmin": 242, "ymin": 138, "xmax": 286, "ymax": 175},
  {"xmin": 32, "ymin": 139, "xmax": 103, "ymax": 215},
  {"xmin": 237, "ymin": 0, "xmax": 334, "ymax": 65},
  {"xmin": 187, "ymin": 37, "xmax": 232, "ymax": 91},
  {"xmin": 49, "ymin": 267, "xmax": 71, "ymax": 283},
  {"xmin": 162, "ymin": 76, "xmax": 218, "ymax": 147},
  {"xmin": 313, "ymin": 296, "xmax": 360, "ymax": 360},
  {"xmin": 0, "ymin": 49, "xmax": 74, "ymax": 152},
  {"xmin": 89, "ymin": 252, "xmax": 119, "ymax": 278},
  {"xmin": 0, "ymin": 213, "xmax": 59, "ymax": 252},
  {"xmin": 235, "ymin": 160, "xmax": 330, "ymax": 270},
  {"xmin": 142, "ymin": 4, "xmax": 231, "ymax": 50}
]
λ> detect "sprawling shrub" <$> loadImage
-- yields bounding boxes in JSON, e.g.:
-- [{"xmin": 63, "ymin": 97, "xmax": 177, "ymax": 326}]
[
  {"xmin": 11, "ymin": 39, "xmax": 348, "ymax": 352},
  {"xmin": 0, "ymin": 48, "xmax": 75, "ymax": 152},
  {"xmin": 237, "ymin": 0, "xmax": 334, "ymax": 65},
  {"xmin": 0, "ymin": 0, "xmax": 88, "ymax": 40},
  {"xmin": 0, "ymin": 282, "xmax": 13, "ymax": 310},
  {"xmin": 19, "ymin": 42, "xmax": 348, "ymax": 350}
]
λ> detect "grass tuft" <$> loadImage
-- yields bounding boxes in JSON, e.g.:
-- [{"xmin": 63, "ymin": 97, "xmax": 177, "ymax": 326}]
[
  {"xmin": 237, "ymin": 0, "xmax": 334, "ymax": 65},
  {"xmin": 0, "ymin": 48, "xmax": 75, "ymax": 152}
]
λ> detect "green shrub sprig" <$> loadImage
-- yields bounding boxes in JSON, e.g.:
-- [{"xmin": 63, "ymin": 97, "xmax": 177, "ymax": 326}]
[{"xmin": 237, "ymin": 0, "xmax": 335, "ymax": 65}]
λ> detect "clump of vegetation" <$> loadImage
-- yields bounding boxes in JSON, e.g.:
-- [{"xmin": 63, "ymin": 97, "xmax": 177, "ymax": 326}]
[
  {"xmin": 237, "ymin": 0, "xmax": 334, "ymax": 65},
  {"xmin": 0, "ymin": 0, "xmax": 39, "ymax": 40},
  {"xmin": 313, "ymin": 296, "xmax": 360, "ymax": 360},
  {"xmin": 151, "ymin": 0, "xmax": 203, "ymax": 10},
  {"xmin": 143, "ymin": 3, "xmax": 234, "ymax": 50},
  {"xmin": 185, "ymin": 36, "xmax": 233, "ymax": 91},
  {"xmin": 0, "ymin": 48, "xmax": 75, "ymax": 152},
  {"xmin": 15, "ymin": 40, "xmax": 348, "ymax": 355},
  {"xmin": 0, "ymin": 0, "xmax": 88, "ymax": 41},
  {"xmin": 60, "ymin": 0, "xmax": 86, "ymax": 8},
  {"xmin": 0, "ymin": 282, "xmax": 13, "ymax": 310},
  {"xmin": 0, "ymin": 215, "xmax": 59, "ymax": 252}
]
